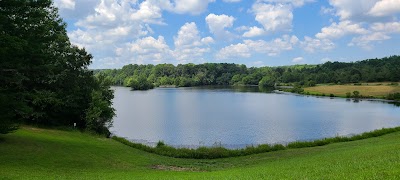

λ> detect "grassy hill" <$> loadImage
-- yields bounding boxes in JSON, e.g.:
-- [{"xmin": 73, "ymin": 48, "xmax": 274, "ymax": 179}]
[{"xmin": 1, "ymin": 127, "xmax": 400, "ymax": 179}]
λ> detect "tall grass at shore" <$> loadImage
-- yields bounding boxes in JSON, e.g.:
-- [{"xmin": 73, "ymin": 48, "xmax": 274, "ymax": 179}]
[{"xmin": 112, "ymin": 126, "xmax": 400, "ymax": 159}]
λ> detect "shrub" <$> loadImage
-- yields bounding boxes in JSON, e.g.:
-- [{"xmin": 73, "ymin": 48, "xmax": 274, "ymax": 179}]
[
  {"xmin": 307, "ymin": 80, "xmax": 316, "ymax": 87},
  {"xmin": 131, "ymin": 76, "xmax": 154, "ymax": 90},
  {"xmin": 156, "ymin": 141, "xmax": 165, "ymax": 147},
  {"xmin": 352, "ymin": 91, "xmax": 360, "ymax": 98},
  {"xmin": 289, "ymin": 87, "xmax": 304, "ymax": 94},
  {"xmin": 386, "ymin": 93, "xmax": 400, "ymax": 101}
]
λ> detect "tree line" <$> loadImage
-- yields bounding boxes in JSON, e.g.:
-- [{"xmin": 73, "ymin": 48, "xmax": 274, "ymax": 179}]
[
  {"xmin": 96, "ymin": 56, "xmax": 400, "ymax": 90},
  {"xmin": 1, "ymin": 0, "xmax": 114, "ymax": 135}
]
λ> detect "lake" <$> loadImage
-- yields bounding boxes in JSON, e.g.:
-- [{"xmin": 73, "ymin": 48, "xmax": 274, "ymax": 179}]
[{"xmin": 110, "ymin": 86, "xmax": 400, "ymax": 148}]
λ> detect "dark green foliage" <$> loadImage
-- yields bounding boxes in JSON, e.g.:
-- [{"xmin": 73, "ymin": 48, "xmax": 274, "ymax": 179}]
[
  {"xmin": 0, "ymin": 94, "xmax": 20, "ymax": 134},
  {"xmin": 130, "ymin": 75, "xmax": 154, "ymax": 90},
  {"xmin": 85, "ymin": 75, "xmax": 115, "ymax": 136},
  {"xmin": 0, "ymin": 0, "xmax": 114, "ymax": 135},
  {"xmin": 286, "ymin": 87, "xmax": 304, "ymax": 94},
  {"xmin": 353, "ymin": 91, "xmax": 360, "ymax": 98},
  {"xmin": 98, "ymin": 63, "xmax": 252, "ymax": 87},
  {"xmin": 386, "ymin": 93, "xmax": 400, "ymax": 101},
  {"xmin": 346, "ymin": 92, "xmax": 352, "ymax": 98},
  {"xmin": 307, "ymin": 80, "xmax": 316, "ymax": 87},
  {"xmin": 113, "ymin": 127, "xmax": 400, "ymax": 159},
  {"xmin": 156, "ymin": 141, "xmax": 166, "ymax": 147},
  {"xmin": 97, "ymin": 56, "xmax": 400, "ymax": 90},
  {"xmin": 259, "ymin": 76, "xmax": 276, "ymax": 87}
]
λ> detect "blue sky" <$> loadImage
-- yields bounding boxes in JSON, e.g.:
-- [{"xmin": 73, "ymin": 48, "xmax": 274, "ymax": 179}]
[{"xmin": 54, "ymin": 0, "xmax": 400, "ymax": 69}]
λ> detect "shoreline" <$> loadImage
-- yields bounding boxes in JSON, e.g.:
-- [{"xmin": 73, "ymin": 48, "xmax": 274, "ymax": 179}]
[
  {"xmin": 274, "ymin": 89, "xmax": 400, "ymax": 104},
  {"xmin": 112, "ymin": 126, "xmax": 400, "ymax": 159}
]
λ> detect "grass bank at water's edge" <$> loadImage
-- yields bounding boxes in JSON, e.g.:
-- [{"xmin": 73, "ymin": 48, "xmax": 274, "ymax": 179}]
[
  {"xmin": 1, "ymin": 126, "xmax": 400, "ymax": 179},
  {"xmin": 112, "ymin": 126, "xmax": 400, "ymax": 159}
]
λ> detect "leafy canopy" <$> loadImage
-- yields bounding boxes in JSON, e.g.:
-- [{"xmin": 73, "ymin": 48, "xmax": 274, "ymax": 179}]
[{"xmin": 0, "ymin": 0, "xmax": 114, "ymax": 135}]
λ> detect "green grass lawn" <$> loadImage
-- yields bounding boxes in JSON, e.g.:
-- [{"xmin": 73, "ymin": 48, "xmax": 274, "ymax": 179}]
[{"xmin": 1, "ymin": 127, "xmax": 400, "ymax": 179}]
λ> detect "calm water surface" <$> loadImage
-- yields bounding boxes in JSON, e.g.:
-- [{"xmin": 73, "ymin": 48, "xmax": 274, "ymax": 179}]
[{"xmin": 111, "ymin": 86, "xmax": 400, "ymax": 148}]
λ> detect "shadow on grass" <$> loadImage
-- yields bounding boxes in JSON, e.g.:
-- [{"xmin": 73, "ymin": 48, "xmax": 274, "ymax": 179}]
[
  {"xmin": 0, "ymin": 136, "xmax": 6, "ymax": 143},
  {"xmin": 113, "ymin": 126, "xmax": 400, "ymax": 159}
]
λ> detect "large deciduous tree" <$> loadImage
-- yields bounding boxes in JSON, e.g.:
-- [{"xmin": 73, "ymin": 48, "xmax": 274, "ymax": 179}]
[{"xmin": 0, "ymin": 0, "xmax": 114, "ymax": 135}]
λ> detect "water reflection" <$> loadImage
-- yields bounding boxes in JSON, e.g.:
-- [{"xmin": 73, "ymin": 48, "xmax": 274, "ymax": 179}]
[
  {"xmin": 111, "ymin": 86, "xmax": 400, "ymax": 148},
  {"xmin": 390, "ymin": 102, "xmax": 400, "ymax": 107}
]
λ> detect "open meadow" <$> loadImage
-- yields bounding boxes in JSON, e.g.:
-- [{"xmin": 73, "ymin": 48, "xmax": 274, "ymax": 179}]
[
  {"xmin": 304, "ymin": 83, "xmax": 400, "ymax": 98},
  {"xmin": 1, "ymin": 127, "xmax": 400, "ymax": 179}
]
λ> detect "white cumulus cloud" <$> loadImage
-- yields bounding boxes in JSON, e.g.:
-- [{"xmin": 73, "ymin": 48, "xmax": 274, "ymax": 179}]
[
  {"xmin": 309, "ymin": 0, "xmax": 400, "ymax": 51},
  {"xmin": 244, "ymin": 35, "xmax": 299, "ymax": 56},
  {"xmin": 170, "ymin": 0, "xmax": 215, "ymax": 15},
  {"xmin": 316, "ymin": 21, "xmax": 368, "ymax": 39},
  {"xmin": 301, "ymin": 36, "xmax": 335, "ymax": 53},
  {"xmin": 292, "ymin": 57, "xmax": 304, "ymax": 63},
  {"xmin": 328, "ymin": 0, "xmax": 378, "ymax": 21},
  {"xmin": 173, "ymin": 22, "xmax": 214, "ymax": 63},
  {"xmin": 127, "ymin": 36, "xmax": 173, "ymax": 63},
  {"xmin": 130, "ymin": 1, "xmax": 164, "ymax": 24},
  {"xmin": 223, "ymin": 0, "xmax": 242, "ymax": 2},
  {"xmin": 63, "ymin": 0, "xmax": 218, "ymax": 68},
  {"xmin": 260, "ymin": 0, "xmax": 314, "ymax": 7},
  {"xmin": 348, "ymin": 32, "xmax": 391, "ymax": 49},
  {"xmin": 205, "ymin": 14, "xmax": 236, "ymax": 40},
  {"xmin": 235, "ymin": 26, "xmax": 249, "ymax": 32},
  {"xmin": 370, "ymin": 22, "xmax": 400, "ymax": 33},
  {"xmin": 216, "ymin": 43, "xmax": 251, "ymax": 59},
  {"xmin": 368, "ymin": 0, "xmax": 400, "ymax": 17},
  {"xmin": 217, "ymin": 35, "xmax": 299, "ymax": 59},
  {"xmin": 243, "ymin": 26, "xmax": 265, "ymax": 37},
  {"xmin": 54, "ymin": 0, "xmax": 75, "ymax": 10},
  {"xmin": 251, "ymin": 3, "xmax": 293, "ymax": 33}
]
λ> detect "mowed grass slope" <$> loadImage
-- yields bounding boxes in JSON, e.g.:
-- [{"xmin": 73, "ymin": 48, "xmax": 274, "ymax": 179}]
[
  {"xmin": 1, "ymin": 127, "xmax": 400, "ymax": 179},
  {"xmin": 304, "ymin": 83, "xmax": 400, "ymax": 97}
]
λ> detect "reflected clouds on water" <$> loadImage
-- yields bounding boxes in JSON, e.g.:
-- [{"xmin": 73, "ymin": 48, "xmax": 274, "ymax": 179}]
[{"xmin": 111, "ymin": 86, "xmax": 400, "ymax": 148}]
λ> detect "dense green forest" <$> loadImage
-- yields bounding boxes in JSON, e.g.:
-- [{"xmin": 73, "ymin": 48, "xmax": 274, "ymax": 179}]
[
  {"xmin": 0, "ymin": 0, "xmax": 114, "ymax": 135},
  {"xmin": 96, "ymin": 56, "xmax": 400, "ymax": 89}
]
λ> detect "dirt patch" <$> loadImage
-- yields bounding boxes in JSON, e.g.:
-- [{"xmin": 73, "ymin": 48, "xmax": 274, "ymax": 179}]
[{"xmin": 151, "ymin": 165, "xmax": 201, "ymax": 172}]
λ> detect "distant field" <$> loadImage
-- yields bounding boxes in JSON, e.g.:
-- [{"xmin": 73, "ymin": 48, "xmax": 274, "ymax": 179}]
[
  {"xmin": 1, "ymin": 127, "xmax": 400, "ymax": 179},
  {"xmin": 304, "ymin": 83, "xmax": 400, "ymax": 97}
]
